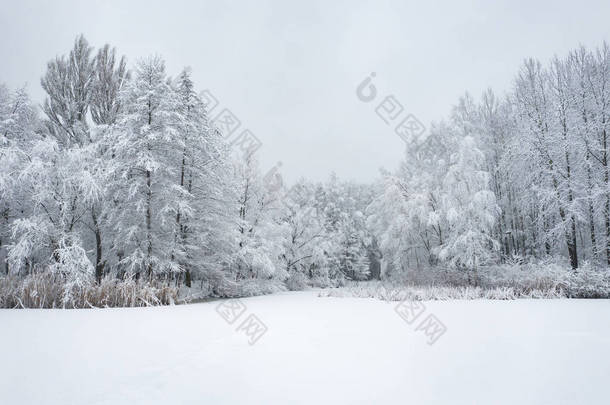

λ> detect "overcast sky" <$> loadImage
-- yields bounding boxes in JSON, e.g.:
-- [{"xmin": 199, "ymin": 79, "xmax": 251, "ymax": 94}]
[{"xmin": 2, "ymin": 0, "xmax": 610, "ymax": 183}]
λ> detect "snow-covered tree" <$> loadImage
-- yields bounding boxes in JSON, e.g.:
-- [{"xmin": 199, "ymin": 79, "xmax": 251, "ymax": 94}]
[
  {"xmin": 104, "ymin": 56, "xmax": 185, "ymax": 279},
  {"xmin": 228, "ymin": 154, "xmax": 284, "ymax": 284},
  {"xmin": 170, "ymin": 68, "xmax": 234, "ymax": 287},
  {"xmin": 41, "ymin": 34, "xmax": 95, "ymax": 146},
  {"xmin": 0, "ymin": 84, "xmax": 40, "ymax": 275},
  {"xmin": 279, "ymin": 180, "xmax": 329, "ymax": 288},
  {"xmin": 438, "ymin": 135, "xmax": 499, "ymax": 271}
]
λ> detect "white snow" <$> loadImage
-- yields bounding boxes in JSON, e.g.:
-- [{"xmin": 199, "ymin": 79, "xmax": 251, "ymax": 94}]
[{"xmin": 1, "ymin": 292, "xmax": 609, "ymax": 405}]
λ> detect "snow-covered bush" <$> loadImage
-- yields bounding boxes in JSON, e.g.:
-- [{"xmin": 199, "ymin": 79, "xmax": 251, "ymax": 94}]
[
  {"xmin": 206, "ymin": 274, "xmax": 287, "ymax": 298},
  {"xmin": 236, "ymin": 279, "xmax": 287, "ymax": 297},
  {"xmin": 322, "ymin": 261, "xmax": 610, "ymax": 301},
  {"xmin": 562, "ymin": 264, "xmax": 610, "ymax": 298},
  {"xmin": 285, "ymin": 272, "xmax": 310, "ymax": 291},
  {"xmin": 321, "ymin": 281, "xmax": 564, "ymax": 301}
]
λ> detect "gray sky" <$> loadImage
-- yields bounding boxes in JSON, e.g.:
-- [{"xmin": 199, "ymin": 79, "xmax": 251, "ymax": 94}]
[{"xmin": 2, "ymin": 0, "xmax": 610, "ymax": 183}]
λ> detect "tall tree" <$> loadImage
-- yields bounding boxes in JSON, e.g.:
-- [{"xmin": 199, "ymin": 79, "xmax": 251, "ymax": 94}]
[{"xmin": 105, "ymin": 56, "xmax": 184, "ymax": 278}]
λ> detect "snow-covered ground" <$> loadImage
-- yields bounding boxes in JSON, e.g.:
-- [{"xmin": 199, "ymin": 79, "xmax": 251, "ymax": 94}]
[{"xmin": 1, "ymin": 291, "xmax": 608, "ymax": 405}]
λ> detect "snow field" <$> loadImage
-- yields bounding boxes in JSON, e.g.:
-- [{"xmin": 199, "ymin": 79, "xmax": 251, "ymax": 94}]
[{"xmin": 1, "ymin": 291, "xmax": 609, "ymax": 404}]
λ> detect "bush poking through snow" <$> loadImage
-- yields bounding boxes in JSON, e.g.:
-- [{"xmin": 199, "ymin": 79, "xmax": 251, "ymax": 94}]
[{"xmin": 0, "ymin": 273, "xmax": 178, "ymax": 308}]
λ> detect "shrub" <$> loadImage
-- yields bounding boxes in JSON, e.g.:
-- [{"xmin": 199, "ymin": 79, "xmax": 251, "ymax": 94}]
[
  {"xmin": 0, "ymin": 273, "xmax": 179, "ymax": 308},
  {"xmin": 320, "ymin": 262, "xmax": 610, "ymax": 301}
]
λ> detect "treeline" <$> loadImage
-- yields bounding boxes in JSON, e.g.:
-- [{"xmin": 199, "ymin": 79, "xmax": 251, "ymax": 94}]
[
  {"xmin": 2, "ymin": 37, "xmax": 609, "ymax": 307},
  {"xmin": 0, "ymin": 36, "xmax": 376, "ymax": 307},
  {"xmin": 369, "ymin": 43, "xmax": 610, "ymax": 277}
]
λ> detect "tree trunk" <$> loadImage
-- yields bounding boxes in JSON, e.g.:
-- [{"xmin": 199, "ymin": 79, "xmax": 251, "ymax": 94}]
[
  {"xmin": 602, "ymin": 128, "xmax": 610, "ymax": 265},
  {"xmin": 91, "ymin": 208, "xmax": 104, "ymax": 283},
  {"xmin": 562, "ymin": 114, "xmax": 578, "ymax": 269},
  {"xmin": 185, "ymin": 269, "xmax": 192, "ymax": 288},
  {"xmin": 146, "ymin": 169, "xmax": 153, "ymax": 278},
  {"xmin": 586, "ymin": 156, "xmax": 598, "ymax": 261},
  {"xmin": 551, "ymin": 170, "xmax": 578, "ymax": 269}
]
